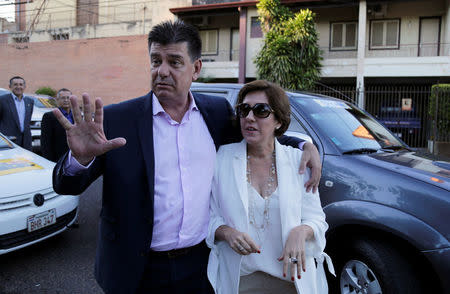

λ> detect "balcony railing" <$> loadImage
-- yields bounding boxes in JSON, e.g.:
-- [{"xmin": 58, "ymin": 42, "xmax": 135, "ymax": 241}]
[{"xmin": 321, "ymin": 43, "xmax": 450, "ymax": 59}]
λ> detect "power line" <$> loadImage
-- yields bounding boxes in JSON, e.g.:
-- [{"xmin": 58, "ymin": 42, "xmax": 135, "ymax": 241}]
[
  {"xmin": 12, "ymin": 0, "xmax": 157, "ymax": 15},
  {"xmin": 25, "ymin": 0, "xmax": 49, "ymax": 37},
  {"xmin": 0, "ymin": 1, "xmax": 30, "ymax": 7},
  {"xmin": 1, "ymin": 0, "xmax": 160, "ymax": 26}
]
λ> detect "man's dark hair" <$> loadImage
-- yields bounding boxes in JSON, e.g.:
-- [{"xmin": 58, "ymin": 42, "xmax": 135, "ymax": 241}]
[
  {"xmin": 148, "ymin": 20, "xmax": 202, "ymax": 61},
  {"xmin": 57, "ymin": 88, "xmax": 72, "ymax": 97},
  {"xmin": 9, "ymin": 76, "xmax": 26, "ymax": 86}
]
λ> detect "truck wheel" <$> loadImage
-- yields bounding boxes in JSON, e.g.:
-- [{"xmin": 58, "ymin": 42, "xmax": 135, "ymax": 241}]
[{"xmin": 331, "ymin": 237, "xmax": 425, "ymax": 294}]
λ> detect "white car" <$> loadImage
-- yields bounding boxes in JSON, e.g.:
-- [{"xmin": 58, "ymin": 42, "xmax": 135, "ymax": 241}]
[
  {"xmin": 29, "ymin": 94, "xmax": 57, "ymax": 153},
  {"xmin": 0, "ymin": 132, "xmax": 78, "ymax": 255}
]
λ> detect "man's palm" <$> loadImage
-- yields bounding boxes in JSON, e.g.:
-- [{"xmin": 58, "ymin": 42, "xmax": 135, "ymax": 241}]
[{"xmin": 54, "ymin": 93, "xmax": 126, "ymax": 165}]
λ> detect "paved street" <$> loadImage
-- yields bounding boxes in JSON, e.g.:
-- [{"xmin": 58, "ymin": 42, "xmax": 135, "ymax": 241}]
[{"xmin": 0, "ymin": 177, "xmax": 104, "ymax": 294}]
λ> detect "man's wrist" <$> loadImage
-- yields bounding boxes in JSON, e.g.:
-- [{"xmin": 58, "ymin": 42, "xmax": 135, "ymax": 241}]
[
  {"xmin": 64, "ymin": 150, "xmax": 94, "ymax": 176},
  {"xmin": 74, "ymin": 155, "xmax": 95, "ymax": 166}
]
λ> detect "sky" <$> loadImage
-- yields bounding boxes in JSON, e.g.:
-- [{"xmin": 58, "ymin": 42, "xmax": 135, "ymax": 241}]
[{"xmin": 0, "ymin": 0, "xmax": 15, "ymax": 22}]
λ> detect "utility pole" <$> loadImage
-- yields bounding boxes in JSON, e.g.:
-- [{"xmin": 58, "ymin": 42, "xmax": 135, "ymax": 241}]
[
  {"xmin": 356, "ymin": 0, "xmax": 366, "ymax": 109},
  {"xmin": 24, "ymin": 0, "xmax": 48, "ymax": 40}
]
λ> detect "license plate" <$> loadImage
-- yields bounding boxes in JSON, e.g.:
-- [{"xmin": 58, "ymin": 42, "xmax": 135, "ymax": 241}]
[{"xmin": 27, "ymin": 209, "xmax": 56, "ymax": 232}]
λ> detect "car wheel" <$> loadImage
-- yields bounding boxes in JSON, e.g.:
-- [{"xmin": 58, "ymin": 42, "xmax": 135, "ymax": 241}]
[{"xmin": 330, "ymin": 237, "xmax": 424, "ymax": 294}]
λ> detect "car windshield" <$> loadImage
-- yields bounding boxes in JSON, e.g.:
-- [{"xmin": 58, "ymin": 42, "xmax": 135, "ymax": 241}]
[
  {"xmin": 290, "ymin": 95, "xmax": 405, "ymax": 153},
  {"xmin": 32, "ymin": 96, "xmax": 57, "ymax": 108},
  {"xmin": 0, "ymin": 134, "xmax": 13, "ymax": 150}
]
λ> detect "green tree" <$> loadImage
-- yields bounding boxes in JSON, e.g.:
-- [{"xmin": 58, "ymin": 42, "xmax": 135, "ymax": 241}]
[
  {"xmin": 35, "ymin": 86, "xmax": 57, "ymax": 97},
  {"xmin": 255, "ymin": 0, "xmax": 322, "ymax": 90}
]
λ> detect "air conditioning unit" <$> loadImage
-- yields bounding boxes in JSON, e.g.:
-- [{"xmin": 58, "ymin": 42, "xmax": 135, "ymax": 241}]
[{"xmin": 367, "ymin": 4, "xmax": 387, "ymax": 17}]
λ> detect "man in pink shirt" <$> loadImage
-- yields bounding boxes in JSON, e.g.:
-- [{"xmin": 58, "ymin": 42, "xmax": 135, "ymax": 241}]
[{"xmin": 52, "ymin": 20, "xmax": 321, "ymax": 294}]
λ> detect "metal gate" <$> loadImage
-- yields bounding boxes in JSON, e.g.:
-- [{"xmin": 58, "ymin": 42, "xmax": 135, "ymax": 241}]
[
  {"xmin": 364, "ymin": 85, "xmax": 431, "ymax": 148},
  {"xmin": 311, "ymin": 84, "xmax": 447, "ymax": 149}
]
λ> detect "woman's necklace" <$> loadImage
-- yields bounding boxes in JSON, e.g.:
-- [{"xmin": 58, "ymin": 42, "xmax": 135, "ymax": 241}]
[{"xmin": 247, "ymin": 150, "xmax": 277, "ymax": 239}]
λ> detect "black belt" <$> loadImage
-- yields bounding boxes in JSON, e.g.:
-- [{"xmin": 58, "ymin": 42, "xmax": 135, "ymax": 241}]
[{"xmin": 149, "ymin": 241, "xmax": 206, "ymax": 259}]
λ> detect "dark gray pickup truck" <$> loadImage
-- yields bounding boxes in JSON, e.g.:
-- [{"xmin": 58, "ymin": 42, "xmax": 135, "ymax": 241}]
[{"xmin": 191, "ymin": 82, "xmax": 450, "ymax": 294}]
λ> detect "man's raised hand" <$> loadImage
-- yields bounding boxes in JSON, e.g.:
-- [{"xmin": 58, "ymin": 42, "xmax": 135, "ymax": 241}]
[{"xmin": 53, "ymin": 93, "xmax": 126, "ymax": 165}]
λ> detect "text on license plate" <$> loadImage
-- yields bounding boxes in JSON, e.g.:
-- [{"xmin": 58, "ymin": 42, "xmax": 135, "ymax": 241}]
[{"xmin": 27, "ymin": 209, "xmax": 56, "ymax": 232}]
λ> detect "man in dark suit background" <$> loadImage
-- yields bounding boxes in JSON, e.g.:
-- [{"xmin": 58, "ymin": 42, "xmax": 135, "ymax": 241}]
[
  {"xmin": 0, "ymin": 76, "xmax": 34, "ymax": 150},
  {"xmin": 52, "ymin": 20, "xmax": 321, "ymax": 294},
  {"xmin": 41, "ymin": 88, "xmax": 73, "ymax": 162}
]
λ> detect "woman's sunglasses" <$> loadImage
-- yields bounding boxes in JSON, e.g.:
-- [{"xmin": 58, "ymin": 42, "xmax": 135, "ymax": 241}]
[{"xmin": 236, "ymin": 103, "xmax": 274, "ymax": 119}]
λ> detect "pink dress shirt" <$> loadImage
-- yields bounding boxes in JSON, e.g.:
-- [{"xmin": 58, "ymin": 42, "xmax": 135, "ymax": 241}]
[
  {"xmin": 64, "ymin": 92, "xmax": 216, "ymax": 251},
  {"xmin": 150, "ymin": 93, "xmax": 216, "ymax": 250}
]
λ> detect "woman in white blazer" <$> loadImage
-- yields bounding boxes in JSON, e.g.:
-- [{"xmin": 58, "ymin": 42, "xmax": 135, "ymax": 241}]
[{"xmin": 207, "ymin": 80, "xmax": 334, "ymax": 294}]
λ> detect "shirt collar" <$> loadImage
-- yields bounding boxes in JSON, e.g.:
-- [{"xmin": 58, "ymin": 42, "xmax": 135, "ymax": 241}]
[
  {"xmin": 11, "ymin": 92, "xmax": 24, "ymax": 102},
  {"xmin": 152, "ymin": 91, "xmax": 198, "ymax": 116},
  {"xmin": 59, "ymin": 107, "xmax": 72, "ymax": 116}
]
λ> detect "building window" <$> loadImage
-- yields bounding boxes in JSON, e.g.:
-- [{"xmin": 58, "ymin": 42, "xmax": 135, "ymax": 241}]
[
  {"xmin": 330, "ymin": 22, "xmax": 357, "ymax": 50},
  {"xmin": 250, "ymin": 17, "xmax": 263, "ymax": 38},
  {"xmin": 200, "ymin": 29, "xmax": 218, "ymax": 55},
  {"xmin": 76, "ymin": 0, "xmax": 99, "ymax": 26},
  {"xmin": 370, "ymin": 19, "xmax": 400, "ymax": 49},
  {"xmin": 52, "ymin": 33, "xmax": 70, "ymax": 41}
]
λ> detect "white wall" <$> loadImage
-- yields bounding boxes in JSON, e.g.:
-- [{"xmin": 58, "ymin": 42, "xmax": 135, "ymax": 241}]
[
  {"xmin": 316, "ymin": 0, "xmax": 449, "ymax": 77},
  {"xmin": 246, "ymin": 7, "xmax": 264, "ymax": 78},
  {"xmin": 23, "ymin": 0, "xmax": 190, "ymax": 35}
]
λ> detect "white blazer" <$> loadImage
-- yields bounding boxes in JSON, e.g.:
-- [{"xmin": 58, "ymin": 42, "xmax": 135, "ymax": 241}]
[{"xmin": 207, "ymin": 140, "xmax": 334, "ymax": 294}]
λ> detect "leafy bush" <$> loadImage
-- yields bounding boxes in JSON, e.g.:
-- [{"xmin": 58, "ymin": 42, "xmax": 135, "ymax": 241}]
[
  {"xmin": 429, "ymin": 84, "xmax": 450, "ymax": 141},
  {"xmin": 35, "ymin": 86, "xmax": 57, "ymax": 97}
]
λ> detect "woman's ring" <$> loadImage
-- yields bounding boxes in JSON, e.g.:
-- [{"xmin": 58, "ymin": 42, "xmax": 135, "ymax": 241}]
[
  {"xmin": 237, "ymin": 245, "xmax": 245, "ymax": 251},
  {"xmin": 289, "ymin": 257, "xmax": 298, "ymax": 264}
]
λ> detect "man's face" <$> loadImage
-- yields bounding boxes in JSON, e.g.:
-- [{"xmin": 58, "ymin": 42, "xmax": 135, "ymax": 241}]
[
  {"xmin": 56, "ymin": 90, "xmax": 71, "ymax": 111},
  {"xmin": 9, "ymin": 78, "xmax": 26, "ymax": 98},
  {"xmin": 150, "ymin": 42, "xmax": 202, "ymax": 103}
]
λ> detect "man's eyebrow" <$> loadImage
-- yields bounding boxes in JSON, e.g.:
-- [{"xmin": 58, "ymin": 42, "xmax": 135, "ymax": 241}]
[
  {"xmin": 150, "ymin": 53, "xmax": 183, "ymax": 59},
  {"xmin": 167, "ymin": 54, "xmax": 184, "ymax": 59}
]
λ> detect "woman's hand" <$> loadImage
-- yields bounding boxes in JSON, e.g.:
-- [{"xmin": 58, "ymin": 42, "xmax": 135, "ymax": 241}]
[
  {"xmin": 278, "ymin": 225, "xmax": 314, "ymax": 281},
  {"xmin": 215, "ymin": 225, "xmax": 260, "ymax": 255}
]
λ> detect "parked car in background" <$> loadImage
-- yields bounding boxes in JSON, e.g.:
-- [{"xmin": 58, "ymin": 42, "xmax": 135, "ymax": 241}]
[
  {"xmin": 29, "ymin": 94, "xmax": 57, "ymax": 153},
  {"xmin": 0, "ymin": 88, "xmax": 56, "ymax": 153},
  {"xmin": 0, "ymin": 132, "xmax": 79, "ymax": 255},
  {"xmin": 191, "ymin": 83, "xmax": 450, "ymax": 294}
]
